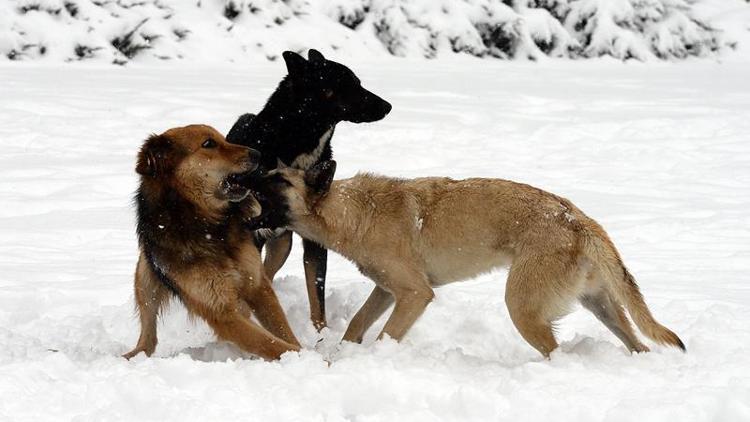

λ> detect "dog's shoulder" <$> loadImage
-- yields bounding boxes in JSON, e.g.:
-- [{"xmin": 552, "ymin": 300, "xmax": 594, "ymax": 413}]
[
  {"xmin": 343, "ymin": 172, "xmax": 400, "ymax": 191},
  {"xmin": 335, "ymin": 173, "xmax": 418, "ymax": 214}
]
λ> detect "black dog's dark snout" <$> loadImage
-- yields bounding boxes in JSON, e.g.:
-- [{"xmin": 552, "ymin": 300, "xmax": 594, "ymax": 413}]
[
  {"xmin": 380, "ymin": 100, "xmax": 392, "ymax": 116},
  {"xmin": 366, "ymin": 90, "xmax": 392, "ymax": 119},
  {"xmin": 344, "ymin": 89, "xmax": 392, "ymax": 123},
  {"xmin": 238, "ymin": 147, "xmax": 261, "ymax": 174}
]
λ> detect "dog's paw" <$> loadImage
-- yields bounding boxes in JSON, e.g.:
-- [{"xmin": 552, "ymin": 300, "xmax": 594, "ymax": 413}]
[
  {"xmin": 122, "ymin": 345, "xmax": 154, "ymax": 360},
  {"xmin": 122, "ymin": 349, "xmax": 142, "ymax": 360}
]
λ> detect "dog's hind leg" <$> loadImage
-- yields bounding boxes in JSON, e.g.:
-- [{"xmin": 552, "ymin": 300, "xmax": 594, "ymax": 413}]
[
  {"xmin": 303, "ymin": 238, "xmax": 328, "ymax": 331},
  {"xmin": 505, "ymin": 309, "xmax": 559, "ymax": 358},
  {"xmin": 505, "ymin": 253, "xmax": 572, "ymax": 358},
  {"xmin": 263, "ymin": 231, "xmax": 292, "ymax": 280},
  {"xmin": 123, "ymin": 254, "xmax": 170, "ymax": 359},
  {"xmin": 342, "ymin": 286, "xmax": 394, "ymax": 343},
  {"xmin": 580, "ymin": 289, "xmax": 649, "ymax": 353},
  {"xmin": 243, "ymin": 276, "xmax": 300, "ymax": 347}
]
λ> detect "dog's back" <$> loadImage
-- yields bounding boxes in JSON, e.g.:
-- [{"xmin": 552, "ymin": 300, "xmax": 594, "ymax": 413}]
[{"xmin": 321, "ymin": 174, "xmax": 591, "ymax": 281}]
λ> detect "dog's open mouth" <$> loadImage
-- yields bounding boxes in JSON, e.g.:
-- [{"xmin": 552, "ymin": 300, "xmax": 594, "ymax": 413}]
[{"xmin": 220, "ymin": 171, "xmax": 253, "ymax": 202}]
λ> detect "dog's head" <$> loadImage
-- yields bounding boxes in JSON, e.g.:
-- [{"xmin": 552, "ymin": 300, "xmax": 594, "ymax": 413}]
[
  {"xmin": 136, "ymin": 124, "xmax": 262, "ymax": 216},
  {"xmin": 283, "ymin": 49, "xmax": 391, "ymax": 123},
  {"xmin": 247, "ymin": 160, "xmax": 337, "ymax": 231}
]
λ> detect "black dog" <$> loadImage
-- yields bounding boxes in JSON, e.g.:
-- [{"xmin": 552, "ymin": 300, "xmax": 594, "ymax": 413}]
[{"xmin": 227, "ymin": 49, "xmax": 391, "ymax": 330}]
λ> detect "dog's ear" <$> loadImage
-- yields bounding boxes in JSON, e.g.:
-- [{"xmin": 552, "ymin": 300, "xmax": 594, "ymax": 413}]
[
  {"xmin": 305, "ymin": 160, "xmax": 336, "ymax": 194},
  {"xmin": 308, "ymin": 49, "xmax": 325, "ymax": 64},
  {"xmin": 282, "ymin": 50, "xmax": 308, "ymax": 77},
  {"xmin": 136, "ymin": 134, "xmax": 174, "ymax": 177},
  {"xmin": 276, "ymin": 158, "xmax": 289, "ymax": 169}
]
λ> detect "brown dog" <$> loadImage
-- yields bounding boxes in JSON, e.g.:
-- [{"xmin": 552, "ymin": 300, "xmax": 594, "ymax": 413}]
[
  {"xmin": 249, "ymin": 161, "xmax": 685, "ymax": 357},
  {"xmin": 124, "ymin": 124, "xmax": 300, "ymax": 360}
]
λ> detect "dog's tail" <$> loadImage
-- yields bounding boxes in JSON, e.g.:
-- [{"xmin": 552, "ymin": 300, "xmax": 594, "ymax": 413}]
[{"xmin": 584, "ymin": 226, "xmax": 685, "ymax": 351}]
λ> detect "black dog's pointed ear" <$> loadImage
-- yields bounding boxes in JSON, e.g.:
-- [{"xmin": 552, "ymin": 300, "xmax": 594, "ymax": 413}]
[
  {"xmin": 282, "ymin": 50, "xmax": 308, "ymax": 77},
  {"xmin": 136, "ymin": 134, "xmax": 173, "ymax": 177},
  {"xmin": 305, "ymin": 160, "xmax": 336, "ymax": 194},
  {"xmin": 308, "ymin": 49, "xmax": 325, "ymax": 64}
]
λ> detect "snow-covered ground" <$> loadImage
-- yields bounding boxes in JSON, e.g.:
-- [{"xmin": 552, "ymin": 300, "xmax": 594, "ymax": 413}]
[{"xmin": 1, "ymin": 59, "xmax": 749, "ymax": 421}]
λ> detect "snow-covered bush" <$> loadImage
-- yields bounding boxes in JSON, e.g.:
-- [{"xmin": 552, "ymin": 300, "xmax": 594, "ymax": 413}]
[
  {"xmin": 564, "ymin": 0, "xmax": 722, "ymax": 59},
  {"xmin": 0, "ymin": 0, "xmax": 736, "ymax": 63}
]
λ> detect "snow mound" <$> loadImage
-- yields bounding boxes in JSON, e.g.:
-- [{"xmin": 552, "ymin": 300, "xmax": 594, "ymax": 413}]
[{"xmin": 0, "ymin": 0, "xmax": 744, "ymax": 64}]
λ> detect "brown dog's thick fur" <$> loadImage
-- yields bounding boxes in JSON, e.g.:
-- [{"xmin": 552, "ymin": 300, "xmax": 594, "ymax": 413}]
[
  {"xmin": 124, "ymin": 125, "xmax": 300, "ymax": 360},
  {"xmin": 253, "ymin": 161, "xmax": 685, "ymax": 357}
]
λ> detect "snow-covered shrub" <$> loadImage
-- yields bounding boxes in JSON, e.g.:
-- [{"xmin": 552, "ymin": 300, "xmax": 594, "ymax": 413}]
[
  {"xmin": 563, "ymin": 0, "xmax": 722, "ymax": 59},
  {"xmin": 0, "ymin": 0, "xmax": 737, "ymax": 63},
  {"xmin": 320, "ymin": 0, "xmax": 724, "ymax": 60},
  {"xmin": 319, "ymin": 0, "xmax": 576, "ymax": 59}
]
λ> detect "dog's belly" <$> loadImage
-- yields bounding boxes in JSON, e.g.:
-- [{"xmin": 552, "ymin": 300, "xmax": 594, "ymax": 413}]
[{"xmin": 424, "ymin": 247, "xmax": 513, "ymax": 286}]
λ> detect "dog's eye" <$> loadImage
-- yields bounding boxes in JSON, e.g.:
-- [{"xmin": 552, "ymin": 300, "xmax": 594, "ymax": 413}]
[{"xmin": 202, "ymin": 139, "xmax": 217, "ymax": 148}]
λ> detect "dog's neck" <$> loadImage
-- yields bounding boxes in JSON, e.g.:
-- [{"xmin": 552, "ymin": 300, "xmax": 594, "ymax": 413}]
[
  {"xmin": 136, "ymin": 182, "xmax": 242, "ymax": 264},
  {"xmin": 290, "ymin": 179, "xmax": 369, "ymax": 257},
  {"xmin": 250, "ymin": 78, "xmax": 336, "ymax": 169}
]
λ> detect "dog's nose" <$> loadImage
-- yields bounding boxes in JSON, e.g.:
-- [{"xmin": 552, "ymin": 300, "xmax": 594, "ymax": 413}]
[
  {"xmin": 381, "ymin": 100, "xmax": 392, "ymax": 116},
  {"xmin": 241, "ymin": 147, "xmax": 261, "ymax": 172}
]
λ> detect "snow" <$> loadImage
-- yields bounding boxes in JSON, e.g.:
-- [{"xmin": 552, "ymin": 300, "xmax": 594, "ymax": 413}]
[{"xmin": 1, "ymin": 58, "xmax": 750, "ymax": 420}]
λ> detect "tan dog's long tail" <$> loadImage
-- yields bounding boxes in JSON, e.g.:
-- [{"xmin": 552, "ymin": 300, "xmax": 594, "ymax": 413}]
[{"xmin": 585, "ymin": 227, "xmax": 686, "ymax": 351}]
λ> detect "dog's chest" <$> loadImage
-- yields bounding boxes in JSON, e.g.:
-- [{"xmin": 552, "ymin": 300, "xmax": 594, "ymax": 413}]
[{"xmin": 291, "ymin": 127, "xmax": 333, "ymax": 170}]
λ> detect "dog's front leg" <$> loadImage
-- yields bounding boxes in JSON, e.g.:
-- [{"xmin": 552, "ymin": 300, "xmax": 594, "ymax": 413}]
[
  {"xmin": 342, "ymin": 286, "xmax": 394, "ymax": 343},
  {"xmin": 123, "ymin": 253, "xmax": 170, "ymax": 359},
  {"xmin": 302, "ymin": 238, "xmax": 327, "ymax": 330},
  {"xmin": 179, "ymin": 282, "xmax": 299, "ymax": 360},
  {"xmin": 243, "ymin": 276, "xmax": 301, "ymax": 348},
  {"xmin": 375, "ymin": 267, "xmax": 434, "ymax": 341},
  {"xmin": 204, "ymin": 310, "xmax": 300, "ymax": 360}
]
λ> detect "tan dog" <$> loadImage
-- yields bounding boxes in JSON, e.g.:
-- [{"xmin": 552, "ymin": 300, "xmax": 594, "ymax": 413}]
[
  {"xmin": 124, "ymin": 125, "xmax": 300, "ymax": 360},
  {"xmin": 249, "ymin": 161, "xmax": 685, "ymax": 357}
]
